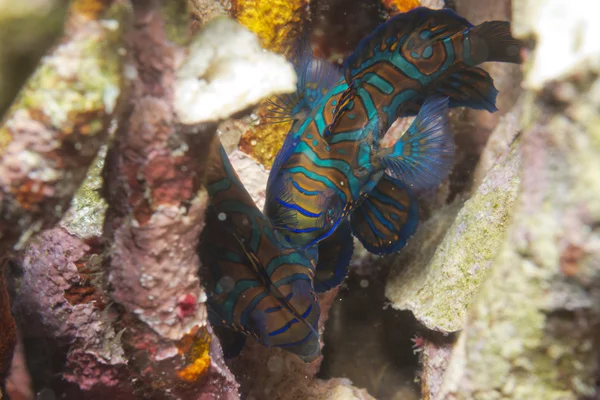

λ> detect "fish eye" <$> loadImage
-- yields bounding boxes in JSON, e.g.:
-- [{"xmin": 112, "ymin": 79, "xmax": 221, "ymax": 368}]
[
  {"xmin": 325, "ymin": 208, "xmax": 337, "ymax": 226},
  {"xmin": 356, "ymin": 166, "xmax": 368, "ymax": 176}
]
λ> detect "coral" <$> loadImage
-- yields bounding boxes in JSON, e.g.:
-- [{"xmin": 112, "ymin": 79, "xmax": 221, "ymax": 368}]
[
  {"xmin": 0, "ymin": 0, "xmax": 123, "ymax": 253},
  {"xmin": 232, "ymin": 0, "xmax": 307, "ymax": 54},
  {"xmin": 385, "ymin": 140, "xmax": 521, "ymax": 333},
  {"xmin": 175, "ymin": 327, "xmax": 212, "ymax": 382},
  {"xmin": 436, "ymin": 0, "xmax": 600, "ymax": 397},
  {"xmin": 381, "ymin": 0, "xmax": 420, "ymax": 15},
  {"xmin": 100, "ymin": 2, "xmax": 238, "ymax": 397},
  {"xmin": 175, "ymin": 17, "xmax": 296, "ymax": 124}
]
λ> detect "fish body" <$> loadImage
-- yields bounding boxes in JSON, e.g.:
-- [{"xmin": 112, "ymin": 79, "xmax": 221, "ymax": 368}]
[
  {"xmin": 265, "ymin": 7, "xmax": 521, "ymax": 260},
  {"xmin": 329, "ymin": 7, "xmax": 521, "ymax": 135},
  {"xmin": 199, "ymin": 138, "xmax": 321, "ymax": 362}
]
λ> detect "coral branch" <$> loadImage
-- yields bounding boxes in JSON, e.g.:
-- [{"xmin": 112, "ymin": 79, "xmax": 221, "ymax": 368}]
[
  {"xmin": 0, "ymin": 0, "xmax": 123, "ymax": 392},
  {"xmin": 0, "ymin": 0, "xmax": 123, "ymax": 254},
  {"xmin": 12, "ymin": 227, "xmax": 134, "ymax": 398},
  {"xmin": 101, "ymin": 0, "xmax": 300, "ymax": 396},
  {"xmin": 101, "ymin": 1, "xmax": 234, "ymax": 397}
]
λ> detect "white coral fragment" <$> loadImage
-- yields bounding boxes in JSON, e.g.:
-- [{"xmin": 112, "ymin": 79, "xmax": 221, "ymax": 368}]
[
  {"xmin": 519, "ymin": 0, "xmax": 600, "ymax": 89},
  {"xmin": 175, "ymin": 17, "xmax": 297, "ymax": 124}
]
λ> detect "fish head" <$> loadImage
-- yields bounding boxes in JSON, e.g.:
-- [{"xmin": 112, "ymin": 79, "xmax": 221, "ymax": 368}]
[{"xmin": 266, "ymin": 172, "xmax": 346, "ymax": 248}]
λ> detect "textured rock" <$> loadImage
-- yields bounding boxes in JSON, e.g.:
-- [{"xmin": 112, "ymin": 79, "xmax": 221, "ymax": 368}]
[
  {"xmin": 386, "ymin": 142, "xmax": 521, "ymax": 333},
  {"xmin": 437, "ymin": 0, "xmax": 600, "ymax": 397}
]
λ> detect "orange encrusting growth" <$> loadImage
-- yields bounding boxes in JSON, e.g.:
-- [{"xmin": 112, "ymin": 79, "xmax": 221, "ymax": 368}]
[
  {"xmin": 382, "ymin": 0, "xmax": 421, "ymax": 15},
  {"xmin": 71, "ymin": 0, "xmax": 113, "ymax": 19},
  {"xmin": 232, "ymin": 0, "xmax": 308, "ymax": 168},
  {"xmin": 175, "ymin": 327, "xmax": 212, "ymax": 382}
]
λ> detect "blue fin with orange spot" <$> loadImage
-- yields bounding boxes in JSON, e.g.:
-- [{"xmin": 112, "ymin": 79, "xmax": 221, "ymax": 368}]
[
  {"xmin": 377, "ymin": 95, "xmax": 455, "ymax": 191},
  {"xmin": 350, "ymin": 174, "xmax": 419, "ymax": 255},
  {"xmin": 267, "ymin": 39, "xmax": 342, "ymax": 122},
  {"xmin": 314, "ymin": 220, "xmax": 354, "ymax": 292}
]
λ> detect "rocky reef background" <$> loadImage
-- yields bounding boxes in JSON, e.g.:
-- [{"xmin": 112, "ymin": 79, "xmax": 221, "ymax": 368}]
[{"xmin": 0, "ymin": 0, "xmax": 599, "ymax": 399}]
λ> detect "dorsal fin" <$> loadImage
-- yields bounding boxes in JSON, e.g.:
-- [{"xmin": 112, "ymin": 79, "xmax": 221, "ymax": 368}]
[
  {"xmin": 343, "ymin": 7, "xmax": 471, "ymax": 85},
  {"xmin": 267, "ymin": 39, "xmax": 342, "ymax": 122}
]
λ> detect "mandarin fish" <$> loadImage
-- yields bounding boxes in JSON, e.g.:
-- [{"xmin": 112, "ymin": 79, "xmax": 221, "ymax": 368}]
[
  {"xmin": 199, "ymin": 137, "xmax": 321, "ymax": 362},
  {"xmin": 265, "ymin": 7, "xmax": 521, "ymax": 264},
  {"xmin": 267, "ymin": 39, "xmax": 342, "ymax": 125},
  {"xmin": 265, "ymin": 44, "xmax": 428, "ymax": 291}
]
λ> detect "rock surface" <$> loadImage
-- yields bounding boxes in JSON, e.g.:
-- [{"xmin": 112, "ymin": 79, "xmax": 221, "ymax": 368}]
[
  {"xmin": 436, "ymin": 0, "xmax": 600, "ymax": 397},
  {"xmin": 386, "ymin": 142, "xmax": 521, "ymax": 333}
]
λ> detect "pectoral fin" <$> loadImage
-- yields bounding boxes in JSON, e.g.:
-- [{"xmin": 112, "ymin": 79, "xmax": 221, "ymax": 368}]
[
  {"xmin": 314, "ymin": 220, "xmax": 354, "ymax": 292},
  {"xmin": 350, "ymin": 174, "xmax": 419, "ymax": 255},
  {"xmin": 378, "ymin": 95, "xmax": 455, "ymax": 191}
]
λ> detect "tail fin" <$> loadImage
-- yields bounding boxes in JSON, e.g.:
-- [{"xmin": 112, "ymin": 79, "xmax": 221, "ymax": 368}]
[
  {"xmin": 377, "ymin": 96, "xmax": 455, "ymax": 191},
  {"xmin": 470, "ymin": 21, "xmax": 522, "ymax": 64}
]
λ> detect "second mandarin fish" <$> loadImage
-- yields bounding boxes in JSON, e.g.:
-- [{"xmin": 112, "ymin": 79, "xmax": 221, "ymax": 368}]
[{"xmin": 199, "ymin": 137, "xmax": 321, "ymax": 362}]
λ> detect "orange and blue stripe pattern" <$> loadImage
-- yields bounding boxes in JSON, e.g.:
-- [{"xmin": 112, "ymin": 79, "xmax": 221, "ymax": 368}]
[
  {"xmin": 264, "ymin": 7, "xmax": 521, "ymax": 290},
  {"xmin": 199, "ymin": 138, "xmax": 321, "ymax": 362}
]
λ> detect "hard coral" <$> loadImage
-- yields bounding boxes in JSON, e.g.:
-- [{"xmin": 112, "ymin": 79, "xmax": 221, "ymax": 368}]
[{"xmin": 233, "ymin": 0, "xmax": 308, "ymax": 167}]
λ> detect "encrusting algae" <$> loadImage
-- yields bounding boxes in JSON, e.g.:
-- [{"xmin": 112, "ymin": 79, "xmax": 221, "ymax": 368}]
[
  {"xmin": 382, "ymin": 0, "xmax": 421, "ymax": 15},
  {"xmin": 176, "ymin": 327, "xmax": 212, "ymax": 382}
]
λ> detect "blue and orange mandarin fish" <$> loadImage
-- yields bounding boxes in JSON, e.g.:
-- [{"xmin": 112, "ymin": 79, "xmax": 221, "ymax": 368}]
[
  {"xmin": 264, "ymin": 7, "xmax": 522, "ymax": 286},
  {"xmin": 198, "ymin": 137, "xmax": 321, "ymax": 362}
]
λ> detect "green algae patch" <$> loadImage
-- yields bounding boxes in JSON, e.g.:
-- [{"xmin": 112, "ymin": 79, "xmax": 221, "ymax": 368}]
[
  {"xmin": 60, "ymin": 145, "xmax": 108, "ymax": 238},
  {"xmin": 385, "ymin": 141, "xmax": 522, "ymax": 333}
]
